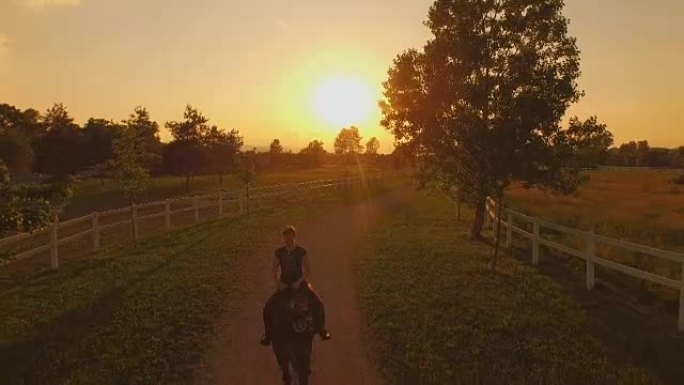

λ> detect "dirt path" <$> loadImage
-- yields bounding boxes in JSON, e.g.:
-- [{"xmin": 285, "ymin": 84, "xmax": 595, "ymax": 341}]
[{"xmin": 200, "ymin": 189, "xmax": 412, "ymax": 385}]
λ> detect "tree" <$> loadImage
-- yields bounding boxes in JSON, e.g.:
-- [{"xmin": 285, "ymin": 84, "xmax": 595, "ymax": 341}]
[
  {"xmin": 270, "ymin": 139, "xmax": 283, "ymax": 154},
  {"xmin": 334, "ymin": 126, "xmax": 363, "ymax": 164},
  {"xmin": 381, "ymin": 0, "xmax": 589, "ymax": 240},
  {"xmin": 34, "ymin": 103, "xmax": 84, "ymax": 177},
  {"xmin": 636, "ymin": 140, "xmax": 650, "ymax": 167},
  {"xmin": 617, "ymin": 141, "xmax": 638, "ymax": 167},
  {"xmin": 205, "ymin": 126, "xmax": 243, "ymax": 184},
  {"xmin": 0, "ymin": 160, "xmax": 73, "ymax": 237},
  {"xmin": 673, "ymin": 146, "xmax": 684, "ymax": 168},
  {"xmin": 165, "ymin": 105, "xmax": 211, "ymax": 190},
  {"xmin": 562, "ymin": 116, "xmax": 613, "ymax": 169},
  {"xmin": 0, "ymin": 104, "xmax": 41, "ymax": 175},
  {"xmin": 82, "ymin": 118, "xmax": 123, "ymax": 168},
  {"xmin": 123, "ymin": 107, "xmax": 161, "ymax": 170},
  {"xmin": 108, "ymin": 107, "xmax": 161, "ymax": 201},
  {"xmin": 299, "ymin": 140, "xmax": 327, "ymax": 167},
  {"xmin": 269, "ymin": 138, "xmax": 284, "ymax": 168},
  {"xmin": 365, "ymin": 137, "xmax": 380, "ymax": 155}
]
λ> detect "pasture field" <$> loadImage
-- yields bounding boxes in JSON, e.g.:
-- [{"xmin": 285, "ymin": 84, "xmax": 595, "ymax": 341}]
[
  {"xmin": 505, "ymin": 170, "xmax": 684, "ymax": 311},
  {"xmin": 354, "ymin": 190, "xmax": 683, "ymax": 384},
  {"xmin": 506, "ymin": 170, "xmax": 684, "ymax": 252},
  {"xmin": 0, "ymin": 177, "xmax": 391, "ymax": 385},
  {"xmin": 64, "ymin": 165, "xmax": 374, "ymax": 219}
]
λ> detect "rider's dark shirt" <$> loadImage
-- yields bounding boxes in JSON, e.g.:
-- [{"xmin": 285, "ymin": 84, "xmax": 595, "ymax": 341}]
[{"xmin": 276, "ymin": 246, "xmax": 306, "ymax": 284}]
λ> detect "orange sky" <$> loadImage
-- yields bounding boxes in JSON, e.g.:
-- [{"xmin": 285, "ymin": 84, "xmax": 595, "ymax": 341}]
[{"xmin": 0, "ymin": 0, "xmax": 682, "ymax": 151}]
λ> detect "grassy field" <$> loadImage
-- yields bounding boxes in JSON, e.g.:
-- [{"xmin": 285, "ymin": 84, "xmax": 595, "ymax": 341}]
[
  {"xmin": 353, "ymin": 190, "xmax": 676, "ymax": 385},
  {"xmin": 505, "ymin": 170, "xmax": 684, "ymax": 313},
  {"xmin": 64, "ymin": 165, "xmax": 374, "ymax": 219},
  {"xmin": 0, "ymin": 179, "xmax": 388, "ymax": 385},
  {"xmin": 506, "ymin": 170, "xmax": 684, "ymax": 252}
]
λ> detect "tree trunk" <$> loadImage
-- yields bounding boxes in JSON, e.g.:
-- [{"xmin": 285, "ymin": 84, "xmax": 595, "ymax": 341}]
[
  {"xmin": 457, "ymin": 199, "xmax": 463, "ymax": 221},
  {"xmin": 471, "ymin": 195, "xmax": 486, "ymax": 239},
  {"xmin": 185, "ymin": 174, "xmax": 190, "ymax": 191},
  {"xmin": 492, "ymin": 195, "xmax": 504, "ymax": 271}
]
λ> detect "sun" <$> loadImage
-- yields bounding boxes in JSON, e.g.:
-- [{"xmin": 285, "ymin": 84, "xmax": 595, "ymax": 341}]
[{"xmin": 311, "ymin": 74, "xmax": 373, "ymax": 128}]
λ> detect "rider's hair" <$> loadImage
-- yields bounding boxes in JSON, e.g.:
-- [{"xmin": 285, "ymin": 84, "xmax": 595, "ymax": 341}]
[{"xmin": 282, "ymin": 225, "xmax": 297, "ymax": 236}]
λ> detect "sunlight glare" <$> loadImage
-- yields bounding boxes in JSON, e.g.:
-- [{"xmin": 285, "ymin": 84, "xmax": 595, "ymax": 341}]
[{"xmin": 311, "ymin": 74, "xmax": 373, "ymax": 129}]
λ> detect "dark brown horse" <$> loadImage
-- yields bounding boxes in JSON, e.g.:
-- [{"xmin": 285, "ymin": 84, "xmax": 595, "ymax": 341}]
[{"xmin": 270, "ymin": 286, "xmax": 317, "ymax": 385}]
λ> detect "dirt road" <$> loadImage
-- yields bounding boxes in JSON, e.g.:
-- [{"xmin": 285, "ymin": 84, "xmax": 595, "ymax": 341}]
[{"xmin": 200, "ymin": 189, "xmax": 412, "ymax": 385}]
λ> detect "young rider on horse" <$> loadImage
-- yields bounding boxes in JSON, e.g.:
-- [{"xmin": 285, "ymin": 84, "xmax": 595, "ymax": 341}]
[{"xmin": 260, "ymin": 225, "xmax": 331, "ymax": 346}]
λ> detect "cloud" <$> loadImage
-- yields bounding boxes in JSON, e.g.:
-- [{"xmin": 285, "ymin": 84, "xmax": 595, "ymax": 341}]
[
  {"xmin": 16, "ymin": 0, "xmax": 81, "ymax": 10},
  {"xmin": 0, "ymin": 34, "xmax": 9, "ymax": 58}
]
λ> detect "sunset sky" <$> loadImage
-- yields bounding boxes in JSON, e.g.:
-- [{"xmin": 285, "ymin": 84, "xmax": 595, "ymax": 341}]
[{"xmin": 0, "ymin": 0, "xmax": 682, "ymax": 151}]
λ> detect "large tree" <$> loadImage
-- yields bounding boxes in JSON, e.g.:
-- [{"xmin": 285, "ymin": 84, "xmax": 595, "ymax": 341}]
[
  {"xmin": 165, "ymin": 105, "xmax": 211, "ymax": 190},
  {"xmin": 381, "ymin": 0, "xmax": 608, "ymax": 238}
]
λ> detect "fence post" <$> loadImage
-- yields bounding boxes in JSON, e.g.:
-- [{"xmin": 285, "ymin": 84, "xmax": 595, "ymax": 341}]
[
  {"xmin": 131, "ymin": 203, "xmax": 139, "ymax": 242},
  {"xmin": 164, "ymin": 200, "xmax": 171, "ymax": 232},
  {"xmin": 92, "ymin": 212, "xmax": 100, "ymax": 251},
  {"xmin": 50, "ymin": 217, "xmax": 59, "ymax": 269},
  {"xmin": 505, "ymin": 212, "xmax": 513, "ymax": 248},
  {"xmin": 218, "ymin": 193, "xmax": 224, "ymax": 216},
  {"xmin": 194, "ymin": 196, "xmax": 200, "ymax": 224},
  {"xmin": 532, "ymin": 218, "xmax": 540, "ymax": 266},
  {"xmin": 586, "ymin": 230, "xmax": 596, "ymax": 290},
  {"xmin": 679, "ymin": 262, "xmax": 684, "ymax": 332}
]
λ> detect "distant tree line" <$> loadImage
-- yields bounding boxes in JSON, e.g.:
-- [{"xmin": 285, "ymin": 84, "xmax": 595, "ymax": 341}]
[
  {"xmin": 604, "ymin": 140, "xmax": 684, "ymax": 168},
  {"xmin": 0, "ymin": 102, "xmax": 391, "ymax": 180}
]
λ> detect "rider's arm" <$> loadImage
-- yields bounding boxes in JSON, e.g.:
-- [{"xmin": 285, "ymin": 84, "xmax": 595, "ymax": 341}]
[
  {"xmin": 272, "ymin": 254, "xmax": 280, "ymax": 286},
  {"xmin": 302, "ymin": 253, "xmax": 312, "ymax": 280},
  {"xmin": 292, "ymin": 254, "xmax": 310, "ymax": 287}
]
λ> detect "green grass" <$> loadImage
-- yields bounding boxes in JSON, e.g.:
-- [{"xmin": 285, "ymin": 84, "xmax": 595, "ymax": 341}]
[
  {"xmin": 65, "ymin": 165, "xmax": 374, "ymax": 219},
  {"xmin": 0, "ymin": 180, "xmax": 386, "ymax": 385},
  {"xmin": 354, "ymin": 190, "xmax": 659, "ymax": 385}
]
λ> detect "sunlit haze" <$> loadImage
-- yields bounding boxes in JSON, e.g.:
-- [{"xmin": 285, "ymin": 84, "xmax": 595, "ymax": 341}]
[{"xmin": 0, "ymin": 0, "xmax": 682, "ymax": 151}]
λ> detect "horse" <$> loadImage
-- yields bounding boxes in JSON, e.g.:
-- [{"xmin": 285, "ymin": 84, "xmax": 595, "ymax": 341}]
[{"xmin": 270, "ymin": 285, "xmax": 317, "ymax": 385}]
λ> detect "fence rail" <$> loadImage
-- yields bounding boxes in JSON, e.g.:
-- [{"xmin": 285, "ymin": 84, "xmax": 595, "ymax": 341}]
[
  {"xmin": 0, "ymin": 175, "xmax": 379, "ymax": 271},
  {"xmin": 485, "ymin": 198, "xmax": 684, "ymax": 331}
]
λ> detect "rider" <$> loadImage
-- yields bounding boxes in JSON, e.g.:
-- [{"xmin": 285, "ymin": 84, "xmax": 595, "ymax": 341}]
[{"xmin": 260, "ymin": 225, "xmax": 331, "ymax": 346}]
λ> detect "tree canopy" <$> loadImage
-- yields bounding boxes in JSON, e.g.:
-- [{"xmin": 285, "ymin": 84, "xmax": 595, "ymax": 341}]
[
  {"xmin": 0, "ymin": 160, "xmax": 73, "ymax": 237},
  {"xmin": 381, "ymin": 0, "xmax": 611, "ymax": 237},
  {"xmin": 365, "ymin": 137, "xmax": 380, "ymax": 155},
  {"xmin": 270, "ymin": 139, "xmax": 283, "ymax": 154},
  {"xmin": 300, "ymin": 140, "xmax": 327, "ymax": 167},
  {"xmin": 334, "ymin": 126, "xmax": 363, "ymax": 155}
]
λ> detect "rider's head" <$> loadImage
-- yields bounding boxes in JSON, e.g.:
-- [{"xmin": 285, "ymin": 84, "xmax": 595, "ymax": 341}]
[{"xmin": 282, "ymin": 225, "xmax": 297, "ymax": 248}]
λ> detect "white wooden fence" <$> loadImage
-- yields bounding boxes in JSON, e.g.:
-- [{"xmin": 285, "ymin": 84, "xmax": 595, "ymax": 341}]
[
  {"xmin": 485, "ymin": 198, "xmax": 684, "ymax": 331},
  {"xmin": 0, "ymin": 175, "xmax": 378, "ymax": 270}
]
